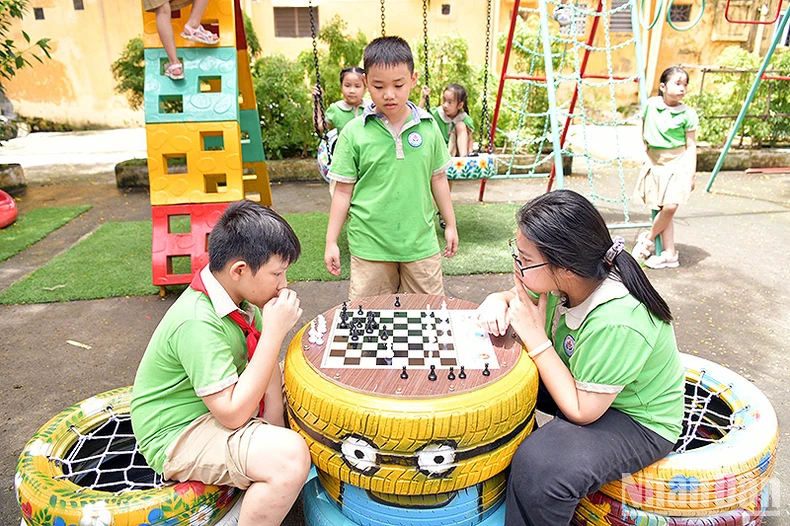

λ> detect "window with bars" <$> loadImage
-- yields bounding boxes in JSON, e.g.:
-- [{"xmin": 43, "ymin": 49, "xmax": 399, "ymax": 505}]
[
  {"xmin": 669, "ymin": 4, "xmax": 691, "ymax": 23},
  {"xmin": 609, "ymin": 0, "xmax": 632, "ymax": 33},
  {"xmin": 73, "ymin": 0, "xmax": 85, "ymax": 10},
  {"xmin": 559, "ymin": 4, "xmax": 588, "ymax": 37},
  {"xmin": 273, "ymin": 7, "xmax": 316, "ymax": 38},
  {"xmin": 33, "ymin": 7, "xmax": 44, "ymax": 19}
]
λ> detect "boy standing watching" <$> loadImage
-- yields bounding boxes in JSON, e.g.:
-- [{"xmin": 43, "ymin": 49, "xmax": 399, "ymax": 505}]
[
  {"xmin": 324, "ymin": 36, "xmax": 458, "ymax": 301},
  {"xmin": 131, "ymin": 201, "xmax": 310, "ymax": 525}
]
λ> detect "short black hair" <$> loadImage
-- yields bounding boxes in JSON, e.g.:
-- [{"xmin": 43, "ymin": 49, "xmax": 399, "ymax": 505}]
[
  {"xmin": 208, "ymin": 200, "xmax": 300, "ymax": 274},
  {"xmin": 363, "ymin": 36, "xmax": 414, "ymax": 73},
  {"xmin": 340, "ymin": 66, "xmax": 365, "ymax": 83}
]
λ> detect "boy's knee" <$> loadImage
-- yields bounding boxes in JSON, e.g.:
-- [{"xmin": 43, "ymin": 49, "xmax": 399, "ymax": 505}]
[{"xmin": 249, "ymin": 428, "xmax": 311, "ymax": 483}]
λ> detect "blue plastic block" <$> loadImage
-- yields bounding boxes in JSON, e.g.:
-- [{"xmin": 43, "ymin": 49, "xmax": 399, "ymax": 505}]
[
  {"xmin": 240, "ymin": 109, "xmax": 266, "ymax": 162},
  {"xmin": 144, "ymin": 47, "xmax": 239, "ymax": 124}
]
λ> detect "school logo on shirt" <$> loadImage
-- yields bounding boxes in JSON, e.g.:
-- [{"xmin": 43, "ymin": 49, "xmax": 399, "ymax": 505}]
[
  {"xmin": 563, "ymin": 334, "xmax": 576, "ymax": 357},
  {"xmin": 407, "ymin": 132, "xmax": 423, "ymax": 148}
]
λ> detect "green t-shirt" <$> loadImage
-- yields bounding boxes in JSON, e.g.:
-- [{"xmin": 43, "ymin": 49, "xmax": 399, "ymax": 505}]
[
  {"xmin": 544, "ymin": 277, "xmax": 684, "ymax": 443},
  {"xmin": 642, "ymin": 96, "xmax": 698, "ymax": 150},
  {"xmin": 328, "ymin": 102, "xmax": 451, "ymax": 262},
  {"xmin": 325, "ymin": 100, "xmax": 369, "ymax": 133},
  {"xmin": 430, "ymin": 106, "xmax": 475, "ymax": 146},
  {"xmin": 130, "ymin": 284, "xmax": 261, "ymax": 473}
]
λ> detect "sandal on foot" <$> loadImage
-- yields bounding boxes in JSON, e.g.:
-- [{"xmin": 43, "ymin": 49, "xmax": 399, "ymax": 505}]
[
  {"xmin": 164, "ymin": 62, "xmax": 185, "ymax": 80},
  {"xmin": 632, "ymin": 232, "xmax": 653, "ymax": 259},
  {"xmin": 645, "ymin": 251, "xmax": 679, "ymax": 269},
  {"xmin": 181, "ymin": 24, "xmax": 219, "ymax": 45}
]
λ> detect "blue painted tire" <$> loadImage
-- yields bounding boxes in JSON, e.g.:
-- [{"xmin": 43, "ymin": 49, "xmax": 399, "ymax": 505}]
[{"xmin": 303, "ymin": 477, "xmax": 506, "ymax": 526}]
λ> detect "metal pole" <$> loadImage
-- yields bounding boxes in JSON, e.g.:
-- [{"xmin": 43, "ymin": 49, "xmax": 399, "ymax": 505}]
[
  {"xmin": 706, "ymin": 8, "xmax": 790, "ymax": 192},
  {"xmin": 538, "ymin": 0, "xmax": 565, "ymax": 188}
]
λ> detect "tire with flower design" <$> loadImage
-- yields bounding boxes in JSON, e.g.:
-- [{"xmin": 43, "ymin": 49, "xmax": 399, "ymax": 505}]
[
  {"xmin": 15, "ymin": 386, "xmax": 241, "ymax": 526},
  {"xmin": 599, "ymin": 353, "xmax": 778, "ymax": 517},
  {"xmin": 573, "ymin": 482, "xmax": 770, "ymax": 526},
  {"xmin": 445, "ymin": 154, "xmax": 497, "ymax": 181}
]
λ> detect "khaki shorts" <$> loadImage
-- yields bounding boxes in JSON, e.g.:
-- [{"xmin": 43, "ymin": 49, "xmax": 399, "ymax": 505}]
[
  {"xmin": 143, "ymin": 0, "xmax": 193, "ymax": 12},
  {"xmin": 348, "ymin": 253, "xmax": 444, "ymax": 301},
  {"xmin": 162, "ymin": 413, "xmax": 268, "ymax": 490}
]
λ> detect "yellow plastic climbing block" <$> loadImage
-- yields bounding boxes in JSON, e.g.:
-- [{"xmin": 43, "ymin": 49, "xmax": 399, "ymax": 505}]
[
  {"xmin": 237, "ymin": 50, "xmax": 257, "ymax": 110},
  {"xmin": 146, "ymin": 121, "xmax": 244, "ymax": 205},
  {"xmin": 142, "ymin": 0, "xmax": 235, "ymax": 49},
  {"xmin": 243, "ymin": 161, "xmax": 273, "ymax": 206}
]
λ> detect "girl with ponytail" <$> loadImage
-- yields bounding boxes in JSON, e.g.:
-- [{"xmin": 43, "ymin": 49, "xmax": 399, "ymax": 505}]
[{"xmin": 476, "ymin": 189, "xmax": 684, "ymax": 526}]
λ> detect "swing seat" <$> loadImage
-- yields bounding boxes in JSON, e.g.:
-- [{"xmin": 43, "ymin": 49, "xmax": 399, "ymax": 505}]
[
  {"xmin": 445, "ymin": 153, "xmax": 498, "ymax": 181},
  {"xmin": 316, "ymin": 128, "xmax": 339, "ymax": 184}
]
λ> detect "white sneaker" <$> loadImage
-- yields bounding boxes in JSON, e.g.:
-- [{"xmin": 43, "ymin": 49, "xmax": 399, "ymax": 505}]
[{"xmin": 645, "ymin": 251, "xmax": 679, "ymax": 269}]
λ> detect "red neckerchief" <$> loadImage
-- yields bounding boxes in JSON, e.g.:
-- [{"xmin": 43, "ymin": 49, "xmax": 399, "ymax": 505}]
[{"xmin": 190, "ymin": 267, "xmax": 265, "ymax": 417}]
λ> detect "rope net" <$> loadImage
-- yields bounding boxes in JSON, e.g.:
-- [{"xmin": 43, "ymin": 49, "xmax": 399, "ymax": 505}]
[
  {"xmin": 52, "ymin": 411, "xmax": 165, "ymax": 493},
  {"xmin": 675, "ymin": 372, "xmax": 736, "ymax": 453},
  {"xmin": 495, "ymin": 0, "xmax": 646, "ymax": 226}
]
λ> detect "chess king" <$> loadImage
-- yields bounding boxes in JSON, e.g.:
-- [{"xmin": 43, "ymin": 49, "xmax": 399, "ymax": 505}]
[{"xmin": 283, "ymin": 310, "xmax": 540, "ymax": 497}]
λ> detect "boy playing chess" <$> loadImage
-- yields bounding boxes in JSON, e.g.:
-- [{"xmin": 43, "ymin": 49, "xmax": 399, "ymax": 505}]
[
  {"xmin": 131, "ymin": 201, "xmax": 310, "ymax": 525},
  {"xmin": 324, "ymin": 36, "xmax": 458, "ymax": 301}
]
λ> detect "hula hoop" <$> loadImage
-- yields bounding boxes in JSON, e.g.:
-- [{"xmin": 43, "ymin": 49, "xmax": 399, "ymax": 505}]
[
  {"xmin": 600, "ymin": 353, "xmax": 778, "ymax": 516},
  {"xmin": 639, "ymin": 0, "xmax": 663, "ymax": 30},
  {"xmin": 666, "ymin": 0, "xmax": 705, "ymax": 31},
  {"xmin": 15, "ymin": 387, "xmax": 240, "ymax": 526}
]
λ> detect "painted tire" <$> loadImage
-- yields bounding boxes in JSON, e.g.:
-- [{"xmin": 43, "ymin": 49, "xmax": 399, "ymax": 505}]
[
  {"xmin": 600, "ymin": 354, "xmax": 778, "ymax": 516},
  {"xmin": 16, "ymin": 387, "xmax": 240, "ymax": 526},
  {"xmin": 303, "ymin": 476, "xmax": 506, "ymax": 526},
  {"xmin": 317, "ymin": 128, "xmax": 339, "ymax": 184},
  {"xmin": 573, "ymin": 483, "xmax": 770, "ymax": 526},
  {"xmin": 318, "ymin": 469, "xmax": 506, "ymax": 526},
  {"xmin": 445, "ymin": 154, "xmax": 497, "ymax": 181},
  {"xmin": 0, "ymin": 188, "xmax": 18, "ymax": 228},
  {"xmin": 285, "ymin": 324, "xmax": 538, "ymax": 496}
]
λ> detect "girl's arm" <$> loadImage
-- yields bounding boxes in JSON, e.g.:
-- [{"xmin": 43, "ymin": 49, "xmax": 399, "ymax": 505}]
[
  {"xmin": 419, "ymin": 86, "xmax": 430, "ymax": 109},
  {"xmin": 455, "ymin": 122, "xmax": 471, "ymax": 157},
  {"xmin": 686, "ymin": 129, "xmax": 697, "ymax": 191}
]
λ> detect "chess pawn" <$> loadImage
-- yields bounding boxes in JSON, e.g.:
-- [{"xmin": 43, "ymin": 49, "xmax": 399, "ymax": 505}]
[
  {"xmin": 400, "ymin": 366, "xmax": 408, "ymax": 379},
  {"xmin": 428, "ymin": 365, "xmax": 437, "ymax": 381},
  {"xmin": 394, "ymin": 296, "xmax": 401, "ymax": 307},
  {"xmin": 447, "ymin": 367, "xmax": 456, "ymax": 381},
  {"xmin": 483, "ymin": 363, "xmax": 491, "ymax": 376},
  {"xmin": 458, "ymin": 366, "xmax": 467, "ymax": 379}
]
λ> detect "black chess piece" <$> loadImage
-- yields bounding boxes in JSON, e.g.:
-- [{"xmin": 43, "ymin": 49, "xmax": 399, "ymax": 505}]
[
  {"xmin": 358, "ymin": 305, "xmax": 364, "ymax": 315},
  {"xmin": 365, "ymin": 322, "xmax": 374, "ymax": 334},
  {"xmin": 400, "ymin": 366, "xmax": 408, "ymax": 379},
  {"xmin": 379, "ymin": 326, "xmax": 388, "ymax": 340},
  {"xmin": 483, "ymin": 363, "xmax": 491, "ymax": 376},
  {"xmin": 458, "ymin": 366, "xmax": 467, "ymax": 379},
  {"xmin": 428, "ymin": 365, "xmax": 437, "ymax": 381},
  {"xmin": 448, "ymin": 367, "xmax": 456, "ymax": 381},
  {"xmin": 339, "ymin": 319, "xmax": 348, "ymax": 329},
  {"xmin": 342, "ymin": 301, "xmax": 348, "ymax": 312},
  {"xmin": 394, "ymin": 296, "xmax": 401, "ymax": 307},
  {"xmin": 350, "ymin": 328, "xmax": 359, "ymax": 342}
]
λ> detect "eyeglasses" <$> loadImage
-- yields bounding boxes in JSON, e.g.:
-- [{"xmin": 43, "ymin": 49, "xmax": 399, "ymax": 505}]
[{"xmin": 509, "ymin": 238, "xmax": 549, "ymax": 277}]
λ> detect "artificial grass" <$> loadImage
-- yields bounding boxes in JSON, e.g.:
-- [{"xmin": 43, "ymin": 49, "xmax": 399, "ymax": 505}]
[
  {"xmin": 0, "ymin": 205, "xmax": 92, "ymax": 262},
  {"xmin": 0, "ymin": 203, "xmax": 520, "ymax": 304}
]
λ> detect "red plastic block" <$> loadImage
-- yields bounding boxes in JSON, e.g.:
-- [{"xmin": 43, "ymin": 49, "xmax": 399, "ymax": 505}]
[{"xmin": 151, "ymin": 202, "xmax": 230, "ymax": 286}]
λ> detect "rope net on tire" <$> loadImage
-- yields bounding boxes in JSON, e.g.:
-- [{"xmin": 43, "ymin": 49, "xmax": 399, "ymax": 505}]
[
  {"xmin": 51, "ymin": 410, "xmax": 165, "ymax": 493},
  {"xmin": 675, "ymin": 372, "xmax": 736, "ymax": 453}
]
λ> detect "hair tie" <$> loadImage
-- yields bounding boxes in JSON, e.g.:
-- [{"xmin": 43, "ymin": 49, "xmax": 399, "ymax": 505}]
[{"xmin": 604, "ymin": 236, "xmax": 625, "ymax": 265}]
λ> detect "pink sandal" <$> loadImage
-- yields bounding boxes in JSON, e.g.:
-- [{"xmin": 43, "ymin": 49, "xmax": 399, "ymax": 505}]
[
  {"xmin": 164, "ymin": 62, "xmax": 185, "ymax": 80},
  {"xmin": 181, "ymin": 24, "xmax": 219, "ymax": 45}
]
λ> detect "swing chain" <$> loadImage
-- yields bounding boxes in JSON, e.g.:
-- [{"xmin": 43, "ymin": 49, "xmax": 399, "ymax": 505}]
[
  {"xmin": 380, "ymin": 0, "xmax": 386, "ymax": 37},
  {"xmin": 478, "ymin": 0, "xmax": 493, "ymax": 153},
  {"xmin": 308, "ymin": 0, "xmax": 327, "ymax": 140},
  {"xmin": 422, "ymin": 0, "xmax": 430, "ymax": 110}
]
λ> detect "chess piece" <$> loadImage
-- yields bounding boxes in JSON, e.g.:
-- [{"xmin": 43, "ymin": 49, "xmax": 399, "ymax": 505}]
[
  {"xmin": 339, "ymin": 318, "xmax": 348, "ymax": 329},
  {"xmin": 379, "ymin": 326, "xmax": 388, "ymax": 340},
  {"xmin": 358, "ymin": 305, "xmax": 364, "ymax": 315},
  {"xmin": 483, "ymin": 363, "xmax": 491, "ymax": 376},
  {"xmin": 458, "ymin": 366, "xmax": 467, "ymax": 379},
  {"xmin": 428, "ymin": 365, "xmax": 437, "ymax": 381},
  {"xmin": 401, "ymin": 366, "xmax": 408, "ymax": 379},
  {"xmin": 350, "ymin": 328, "xmax": 359, "ymax": 342},
  {"xmin": 448, "ymin": 367, "xmax": 456, "ymax": 381},
  {"xmin": 365, "ymin": 322, "xmax": 374, "ymax": 334},
  {"xmin": 394, "ymin": 296, "xmax": 401, "ymax": 307}
]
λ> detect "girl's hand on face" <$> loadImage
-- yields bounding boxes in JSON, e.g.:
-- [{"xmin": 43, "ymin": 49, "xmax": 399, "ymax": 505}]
[
  {"xmin": 475, "ymin": 294, "xmax": 510, "ymax": 336},
  {"xmin": 510, "ymin": 275, "xmax": 550, "ymax": 348}
]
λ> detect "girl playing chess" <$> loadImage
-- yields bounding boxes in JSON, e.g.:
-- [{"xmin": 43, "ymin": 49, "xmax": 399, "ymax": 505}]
[{"xmin": 475, "ymin": 190, "xmax": 684, "ymax": 526}]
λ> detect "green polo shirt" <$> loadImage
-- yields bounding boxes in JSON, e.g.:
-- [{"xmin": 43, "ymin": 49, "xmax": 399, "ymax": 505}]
[
  {"xmin": 130, "ymin": 270, "xmax": 261, "ymax": 473},
  {"xmin": 544, "ymin": 277, "xmax": 684, "ymax": 443},
  {"xmin": 642, "ymin": 96, "xmax": 698, "ymax": 150},
  {"xmin": 430, "ymin": 106, "xmax": 475, "ymax": 145},
  {"xmin": 325, "ymin": 99, "xmax": 369, "ymax": 133},
  {"xmin": 329, "ymin": 101, "xmax": 451, "ymax": 262}
]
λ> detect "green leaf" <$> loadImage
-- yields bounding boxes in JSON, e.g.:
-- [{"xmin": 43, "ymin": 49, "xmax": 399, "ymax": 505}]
[{"xmin": 22, "ymin": 30, "xmax": 29, "ymax": 43}]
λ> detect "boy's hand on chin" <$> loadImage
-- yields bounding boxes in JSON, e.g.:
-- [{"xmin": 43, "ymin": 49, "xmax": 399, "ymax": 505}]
[{"xmin": 261, "ymin": 288, "xmax": 303, "ymax": 341}]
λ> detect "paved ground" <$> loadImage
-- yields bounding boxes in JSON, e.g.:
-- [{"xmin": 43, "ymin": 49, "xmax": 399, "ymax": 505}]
[{"xmin": 1, "ymin": 131, "xmax": 787, "ymax": 523}]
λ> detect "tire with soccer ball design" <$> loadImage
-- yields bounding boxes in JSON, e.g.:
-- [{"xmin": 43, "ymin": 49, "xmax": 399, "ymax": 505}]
[
  {"xmin": 284, "ymin": 295, "xmax": 539, "ymax": 497},
  {"xmin": 15, "ymin": 387, "xmax": 241, "ymax": 526},
  {"xmin": 599, "ymin": 353, "xmax": 778, "ymax": 517}
]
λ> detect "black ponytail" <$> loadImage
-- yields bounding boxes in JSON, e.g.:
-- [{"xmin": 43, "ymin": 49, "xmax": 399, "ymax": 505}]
[{"xmin": 517, "ymin": 190, "xmax": 672, "ymax": 323}]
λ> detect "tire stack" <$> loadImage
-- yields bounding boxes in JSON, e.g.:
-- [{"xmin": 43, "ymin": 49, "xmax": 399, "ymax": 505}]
[
  {"xmin": 284, "ymin": 323, "xmax": 540, "ymax": 526},
  {"xmin": 573, "ymin": 354, "xmax": 778, "ymax": 525}
]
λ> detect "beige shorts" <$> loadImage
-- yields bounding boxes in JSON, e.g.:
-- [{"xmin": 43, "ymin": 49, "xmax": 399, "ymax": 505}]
[
  {"xmin": 143, "ymin": 0, "xmax": 193, "ymax": 12},
  {"xmin": 162, "ymin": 412, "xmax": 268, "ymax": 490},
  {"xmin": 348, "ymin": 253, "xmax": 444, "ymax": 301},
  {"xmin": 634, "ymin": 146, "xmax": 691, "ymax": 210}
]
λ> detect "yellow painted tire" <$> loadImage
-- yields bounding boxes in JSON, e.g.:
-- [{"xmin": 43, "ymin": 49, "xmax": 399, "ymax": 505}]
[
  {"xmin": 16, "ymin": 387, "xmax": 240, "ymax": 526},
  {"xmin": 600, "ymin": 354, "xmax": 778, "ymax": 517},
  {"xmin": 285, "ymin": 324, "xmax": 539, "ymax": 496}
]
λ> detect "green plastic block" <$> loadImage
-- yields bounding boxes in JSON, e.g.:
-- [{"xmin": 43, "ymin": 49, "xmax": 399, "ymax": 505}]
[{"xmin": 240, "ymin": 109, "xmax": 266, "ymax": 162}]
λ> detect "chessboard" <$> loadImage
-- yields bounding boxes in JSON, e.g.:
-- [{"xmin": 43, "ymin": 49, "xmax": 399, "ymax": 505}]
[{"xmin": 320, "ymin": 303, "xmax": 497, "ymax": 370}]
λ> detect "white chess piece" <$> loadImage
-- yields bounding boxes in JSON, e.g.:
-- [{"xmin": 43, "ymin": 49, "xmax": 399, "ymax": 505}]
[{"xmin": 441, "ymin": 300, "xmax": 448, "ymax": 311}]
